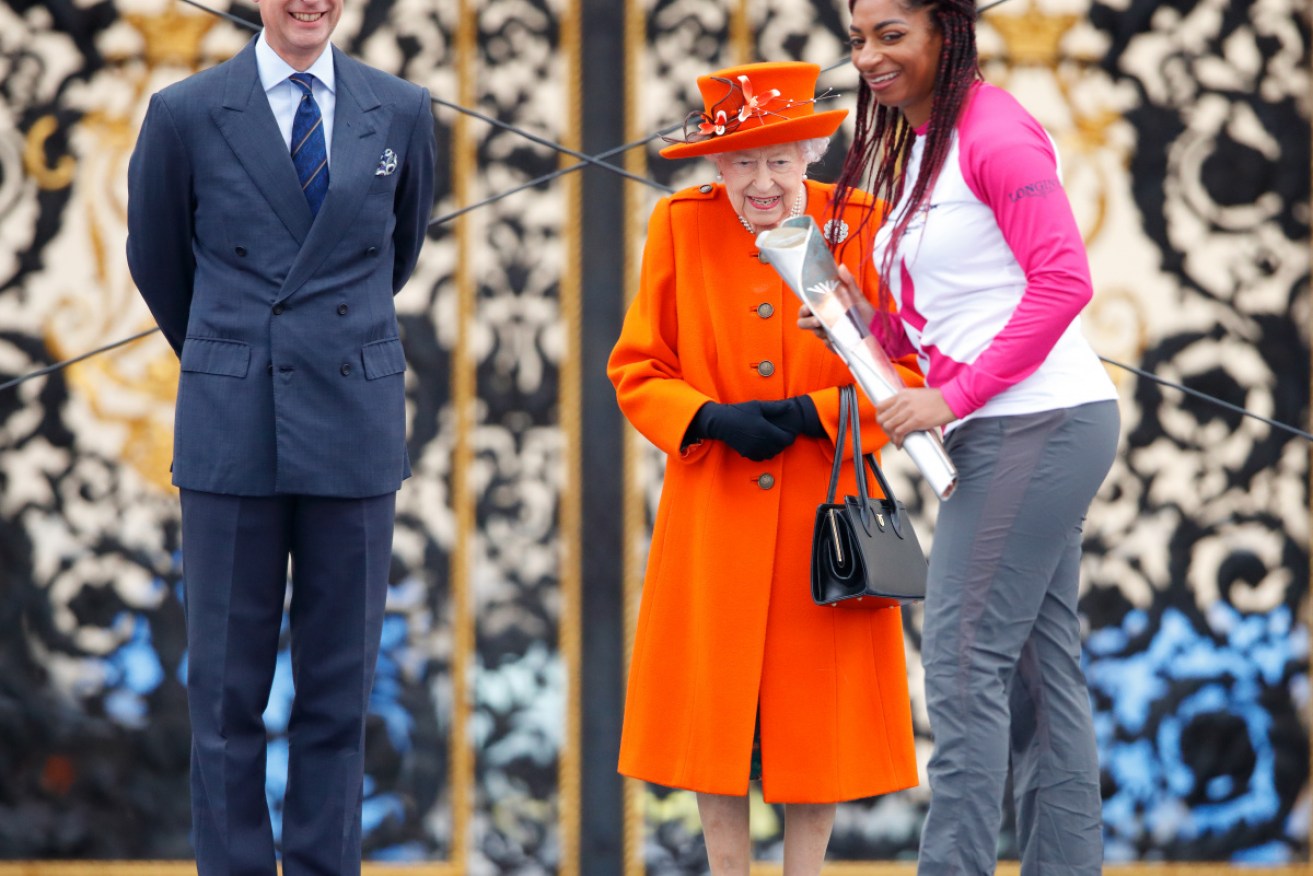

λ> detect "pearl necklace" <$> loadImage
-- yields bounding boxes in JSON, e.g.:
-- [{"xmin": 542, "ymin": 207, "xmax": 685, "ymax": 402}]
[{"xmin": 737, "ymin": 186, "xmax": 806, "ymax": 234}]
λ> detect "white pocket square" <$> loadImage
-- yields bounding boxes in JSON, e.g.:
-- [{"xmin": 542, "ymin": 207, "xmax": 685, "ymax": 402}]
[{"xmin": 375, "ymin": 148, "xmax": 398, "ymax": 176}]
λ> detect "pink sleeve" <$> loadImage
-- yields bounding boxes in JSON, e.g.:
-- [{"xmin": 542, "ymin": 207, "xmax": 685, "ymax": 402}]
[{"xmin": 939, "ymin": 94, "xmax": 1094, "ymax": 417}]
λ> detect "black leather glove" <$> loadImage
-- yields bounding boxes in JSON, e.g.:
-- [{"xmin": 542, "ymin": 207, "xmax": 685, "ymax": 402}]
[
  {"xmin": 760, "ymin": 395, "xmax": 826, "ymax": 439},
  {"xmin": 686, "ymin": 401, "xmax": 796, "ymax": 461}
]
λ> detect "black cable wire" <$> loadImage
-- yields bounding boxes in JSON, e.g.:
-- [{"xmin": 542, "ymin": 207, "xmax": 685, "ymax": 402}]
[
  {"xmin": 436, "ymin": 0, "xmax": 1009, "ymax": 190},
  {"xmin": 177, "ymin": 0, "xmax": 258, "ymax": 31},
  {"xmin": 3, "ymin": 331, "xmax": 1308, "ymax": 446},
  {"xmin": 176, "ymin": 0, "xmax": 678, "ymax": 215},
  {"xmin": 427, "ymin": 29, "xmax": 888, "ymax": 226},
  {"xmin": 1098, "ymin": 356, "xmax": 1313, "ymax": 442},
  {"xmin": 429, "ymin": 55, "xmax": 854, "ymax": 227},
  {"xmin": 173, "ymin": 0, "xmax": 980, "ymax": 230},
  {"xmin": 0, "ymin": 328, "xmax": 162, "ymax": 393},
  {"xmin": 174, "ymin": 0, "xmax": 1003, "ymax": 216},
  {"xmin": 10, "ymin": 0, "xmax": 1306, "ymax": 451},
  {"xmin": 429, "ymin": 96, "xmax": 671, "ymax": 193},
  {"xmin": 428, "ymin": 121, "xmax": 683, "ymax": 227}
]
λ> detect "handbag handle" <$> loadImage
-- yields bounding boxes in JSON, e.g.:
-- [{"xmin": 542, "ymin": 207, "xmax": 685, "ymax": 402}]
[
  {"xmin": 825, "ymin": 385, "xmax": 852, "ymax": 504},
  {"xmin": 826, "ymin": 385, "xmax": 905, "ymax": 513}
]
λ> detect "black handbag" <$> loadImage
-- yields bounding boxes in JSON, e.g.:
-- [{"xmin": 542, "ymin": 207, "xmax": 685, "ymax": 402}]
[{"xmin": 811, "ymin": 385, "xmax": 928, "ymax": 609}]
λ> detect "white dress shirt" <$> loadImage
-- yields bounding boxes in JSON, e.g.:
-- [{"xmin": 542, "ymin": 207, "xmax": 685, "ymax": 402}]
[{"xmin": 255, "ymin": 31, "xmax": 337, "ymax": 164}]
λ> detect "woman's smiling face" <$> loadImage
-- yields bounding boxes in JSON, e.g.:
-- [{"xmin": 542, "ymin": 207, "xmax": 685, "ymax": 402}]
[
  {"xmin": 713, "ymin": 142, "xmax": 807, "ymax": 231},
  {"xmin": 848, "ymin": 0, "xmax": 943, "ymax": 128}
]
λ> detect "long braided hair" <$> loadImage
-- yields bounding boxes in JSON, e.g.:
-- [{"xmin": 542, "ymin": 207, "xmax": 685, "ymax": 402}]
[{"xmin": 833, "ymin": 0, "xmax": 982, "ymax": 331}]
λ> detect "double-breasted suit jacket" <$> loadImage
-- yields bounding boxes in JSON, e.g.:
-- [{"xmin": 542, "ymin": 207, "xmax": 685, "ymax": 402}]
[{"xmin": 127, "ymin": 39, "xmax": 435, "ymax": 498}]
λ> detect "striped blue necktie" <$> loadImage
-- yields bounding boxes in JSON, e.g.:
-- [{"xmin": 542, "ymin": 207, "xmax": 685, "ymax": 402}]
[{"xmin": 288, "ymin": 73, "xmax": 329, "ymax": 215}]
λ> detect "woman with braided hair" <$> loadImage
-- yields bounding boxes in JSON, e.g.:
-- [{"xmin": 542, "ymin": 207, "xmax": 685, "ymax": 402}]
[{"xmin": 802, "ymin": 0, "xmax": 1120, "ymax": 872}]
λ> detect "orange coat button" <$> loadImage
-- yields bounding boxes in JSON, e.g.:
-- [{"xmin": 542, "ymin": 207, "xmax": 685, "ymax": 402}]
[
  {"xmin": 757, "ymin": 360, "xmax": 775, "ymax": 377},
  {"xmin": 756, "ymin": 303, "xmax": 774, "ymax": 319},
  {"xmin": 757, "ymin": 473, "xmax": 775, "ymax": 490}
]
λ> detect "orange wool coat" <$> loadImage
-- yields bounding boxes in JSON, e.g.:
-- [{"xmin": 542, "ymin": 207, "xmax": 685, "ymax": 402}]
[{"xmin": 608, "ymin": 180, "xmax": 922, "ymax": 803}]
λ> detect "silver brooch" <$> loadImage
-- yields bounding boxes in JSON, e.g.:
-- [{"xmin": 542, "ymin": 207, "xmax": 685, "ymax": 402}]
[
  {"xmin": 375, "ymin": 148, "xmax": 398, "ymax": 176},
  {"xmin": 823, "ymin": 218, "xmax": 849, "ymax": 244}
]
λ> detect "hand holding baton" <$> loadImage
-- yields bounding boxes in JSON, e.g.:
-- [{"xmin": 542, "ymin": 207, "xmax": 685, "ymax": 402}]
[{"xmin": 756, "ymin": 216, "xmax": 958, "ymax": 500}]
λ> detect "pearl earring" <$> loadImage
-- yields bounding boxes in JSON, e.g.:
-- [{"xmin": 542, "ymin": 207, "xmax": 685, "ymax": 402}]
[{"xmin": 716, "ymin": 173, "xmax": 723, "ymax": 181}]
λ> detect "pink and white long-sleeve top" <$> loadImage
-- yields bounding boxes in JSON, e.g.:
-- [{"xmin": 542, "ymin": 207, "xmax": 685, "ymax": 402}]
[{"xmin": 874, "ymin": 82, "xmax": 1116, "ymax": 428}]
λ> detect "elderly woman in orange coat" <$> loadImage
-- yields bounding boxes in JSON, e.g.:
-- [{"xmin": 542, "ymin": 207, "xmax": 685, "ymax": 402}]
[{"xmin": 608, "ymin": 61, "xmax": 922, "ymax": 874}]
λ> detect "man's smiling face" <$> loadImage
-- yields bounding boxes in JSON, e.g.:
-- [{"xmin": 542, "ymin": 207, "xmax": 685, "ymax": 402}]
[{"xmin": 255, "ymin": 0, "xmax": 343, "ymax": 70}]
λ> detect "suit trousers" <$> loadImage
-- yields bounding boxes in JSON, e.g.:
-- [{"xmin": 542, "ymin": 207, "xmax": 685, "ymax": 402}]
[
  {"xmin": 180, "ymin": 489, "xmax": 395, "ymax": 876},
  {"xmin": 916, "ymin": 401, "xmax": 1119, "ymax": 876}
]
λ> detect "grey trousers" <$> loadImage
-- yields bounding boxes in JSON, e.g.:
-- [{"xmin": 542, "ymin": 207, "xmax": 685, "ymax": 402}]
[{"xmin": 917, "ymin": 401, "xmax": 1119, "ymax": 876}]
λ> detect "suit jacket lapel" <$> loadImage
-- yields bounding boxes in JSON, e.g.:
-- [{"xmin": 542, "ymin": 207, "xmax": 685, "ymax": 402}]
[
  {"xmin": 279, "ymin": 48, "xmax": 389, "ymax": 302},
  {"xmin": 212, "ymin": 40, "xmax": 314, "ymax": 244}
]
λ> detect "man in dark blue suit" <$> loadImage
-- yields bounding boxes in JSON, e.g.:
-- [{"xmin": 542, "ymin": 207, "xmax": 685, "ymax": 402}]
[{"xmin": 126, "ymin": 0, "xmax": 435, "ymax": 872}]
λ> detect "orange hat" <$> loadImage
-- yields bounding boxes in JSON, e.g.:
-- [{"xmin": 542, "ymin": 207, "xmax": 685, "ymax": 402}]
[{"xmin": 659, "ymin": 61, "xmax": 848, "ymax": 160}]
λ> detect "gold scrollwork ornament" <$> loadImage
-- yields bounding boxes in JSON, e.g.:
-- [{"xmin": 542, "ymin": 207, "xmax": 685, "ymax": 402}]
[{"xmin": 23, "ymin": 115, "xmax": 75, "ymax": 191}]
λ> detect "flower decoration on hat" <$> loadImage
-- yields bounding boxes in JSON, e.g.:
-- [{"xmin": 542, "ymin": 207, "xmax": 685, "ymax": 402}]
[
  {"xmin": 659, "ymin": 61, "xmax": 850, "ymax": 160},
  {"xmin": 698, "ymin": 109, "xmax": 731, "ymax": 139},
  {"xmin": 670, "ymin": 74, "xmax": 834, "ymax": 145},
  {"xmin": 736, "ymin": 74, "xmax": 781, "ymax": 123}
]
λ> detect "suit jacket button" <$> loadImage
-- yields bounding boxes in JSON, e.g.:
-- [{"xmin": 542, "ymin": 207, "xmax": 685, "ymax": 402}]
[
  {"xmin": 699, "ymin": 184, "xmax": 712, "ymax": 193},
  {"xmin": 756, "ymin": 360, "xmax": 775, "ymax": 377},
  {"xmin": 340, "ymin": 363, "xmax": 352, "ymax": 376},
  {"xmin": 756, "ymin": 303, "xmax": 774, "ymax": 319},
  {"xmin": 757, "ymin": 473, "xmax": 775, "ymax": 490},
  {"xmin": 272, "ymin": 303, "xmax": 284, "ymax": 315},
  {"xmin": 366, "ymin": 246, "xmax": 379, "ymax": 256},
  {"xmin": 337, "ymin": 304, "xmax": 349, "ymax": 316},
  {"xmin": 234, "ymin": 246, "xmax": 247, "ymax": 257}
]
